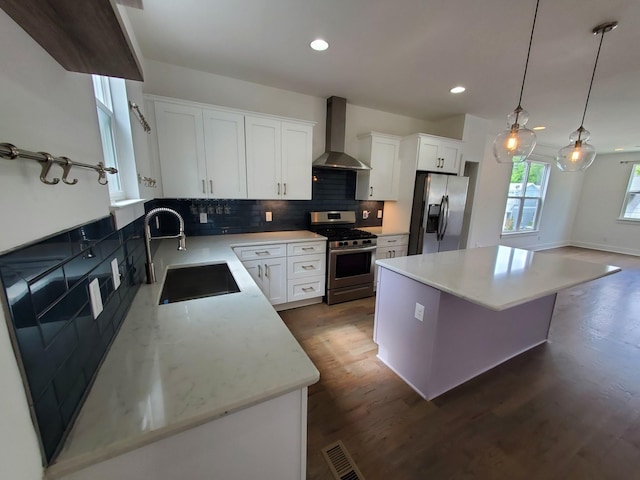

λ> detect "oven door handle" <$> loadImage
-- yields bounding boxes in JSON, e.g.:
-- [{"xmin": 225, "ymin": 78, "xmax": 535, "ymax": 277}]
[{"xmin": 330, "ymin": 245, "xmax": 377, "ymax": 255}]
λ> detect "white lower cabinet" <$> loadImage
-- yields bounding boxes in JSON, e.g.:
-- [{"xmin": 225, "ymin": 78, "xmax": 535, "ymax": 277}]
[
  {"xmin": 236, "ymin": 239, "xmax": 326, "ymax": 308},
  {"xmin": 375, "ymin": 234, "xmax": 409, "ymax": 288},
  {"xmin": 243, "ymin": 257, "xmax": 287, "ymax": 306}
]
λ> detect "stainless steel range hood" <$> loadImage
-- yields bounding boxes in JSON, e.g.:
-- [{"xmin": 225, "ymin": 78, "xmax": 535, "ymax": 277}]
[{"xmin": 312, "ymin": 96, "xmax": 370, "ymax": 170}]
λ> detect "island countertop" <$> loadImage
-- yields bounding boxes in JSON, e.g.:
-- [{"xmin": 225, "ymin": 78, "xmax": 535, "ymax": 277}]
[
  {"xmin": 376, "ymin": 245, "xmax": 621, "ymax": 311},
  {"xmin": 47, "ymin": 231, "xmax": 323, "ymax": 478}
]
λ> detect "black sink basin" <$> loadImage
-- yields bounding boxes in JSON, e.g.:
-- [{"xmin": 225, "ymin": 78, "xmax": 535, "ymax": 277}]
[{"xmin": 159, "ymin": 263, "xmax": 240, "ymax": 305}]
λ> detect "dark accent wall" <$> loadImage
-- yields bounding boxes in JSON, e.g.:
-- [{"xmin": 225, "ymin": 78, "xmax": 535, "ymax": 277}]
[
  {"xmin": 146, "ymin": 168, "xmax": 385, "ymax": 236},
  {"xmin": 0, "ymin": 215, "xmax": 146, "ymax": 464}
]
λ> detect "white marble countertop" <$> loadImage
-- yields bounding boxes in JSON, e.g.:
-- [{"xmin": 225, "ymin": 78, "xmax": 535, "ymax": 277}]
[
  {"xmin": 376, "ymin": 245, "xmax": 621, "ymax": 311},
  {"xmin": 47, "ymin": 231, "xmax": 324, "ymax": 478},
  {"xmin": 360, "ymin": 226, "xmax": 410, "ymax": 236}
]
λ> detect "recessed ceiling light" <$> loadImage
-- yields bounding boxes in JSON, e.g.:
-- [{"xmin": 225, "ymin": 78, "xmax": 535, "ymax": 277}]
[
  {"xmin": 310, "ymin": 39, "xmax": 329, "ymax": 51},
  {"xmin": 533, "ymin": 126, "xmax": 546, "ymax": 131},
  {"xmin": 614, "ymin": 147, "xmax": 625, "ymax": 151},
  {"xmin": 449, "ymin": 86, "xmax": 466, "ymax": 94}
]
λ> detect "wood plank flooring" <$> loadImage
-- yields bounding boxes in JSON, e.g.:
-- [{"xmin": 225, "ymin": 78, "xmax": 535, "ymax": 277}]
[{"xmin": 279, "ymin": 247, "xmax": 640, "ymax": 480}]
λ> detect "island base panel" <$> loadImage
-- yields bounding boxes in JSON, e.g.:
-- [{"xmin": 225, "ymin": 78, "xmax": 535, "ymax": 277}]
[{"xmin": 375, "ymin": 267, "xmax": 557, "ymax": 400}]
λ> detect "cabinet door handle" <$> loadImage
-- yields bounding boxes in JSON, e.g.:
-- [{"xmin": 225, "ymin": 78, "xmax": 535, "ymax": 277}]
[
  {"xmin": 302, "ymin": 286, "xmax": 314, "ymax": 292},
  {"xmin": 265, "ymin": 264, "xmax": 269, "ymax": 278},
  {"xmin": 392, "ymin": 250, "xmax": 396, "ymax": 257},
  {"xmin": 277, "ymin": 183, "xmax": 281, "ymax": 195},
  {"xmin": 258, "ymin": 264, "xmax": 262, "ymax": 279},
  {"xmin": 202, "ymin": 179, "xmax": 206, "ymax": 194},
  {"xmin": 209, "ymin": 179, "xmax": 213, "ymax": 194},
  {"xmin": 301, "ymin": 265, "xmax": 315, "ymax": 270},
  {"xmin": 370, "ymin": 186, "xmax": 373, "ymax": 197},
  {"xmin": 284, "ymin": 183, "xmax": 287, "ymax": 195}
]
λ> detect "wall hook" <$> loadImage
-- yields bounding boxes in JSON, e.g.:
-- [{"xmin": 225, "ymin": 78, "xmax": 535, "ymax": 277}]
[
  {"xmin": 60, "ymin": 157, "xmax": 78, "ymax": 185},
  {"xmin": 38, "ymin": 152, "xmax": 60, "ymax": 185},
  {"xmin": 97, "ymin": 162, "xmax": 109, "ymax": 185}
]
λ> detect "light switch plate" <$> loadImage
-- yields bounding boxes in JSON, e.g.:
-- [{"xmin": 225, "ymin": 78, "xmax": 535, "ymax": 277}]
[
  {"xmin": 377, "ymin": 210, "xmax": 383, "ymax": 219},
  {"xmin": 265, "ymin": 211, "xmax": 272, "ymax": 222},
  {"xmin": 111, "ymin": 258, "xmax": 121, "ymax": 290},
  {"xmin": 199, "ymin": 212, "xmax": 208, "ymax": 223},
  {"xmin": 414, "ymin": 302, "xmax": 424, "ymax": 321},
  {"xmin": 89, "ymin": 278, "xmax": 103, "ymax": 319}
]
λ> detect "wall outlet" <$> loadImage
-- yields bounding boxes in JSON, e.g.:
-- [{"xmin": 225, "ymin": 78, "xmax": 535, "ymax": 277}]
[
  {"xmin": 199, "ymin": 212, "xmax": 208, "ymax": 223},
  {"xmin": 377, "ymin": 210, "xmax": 383, "ymax": 219},
  {"xmin": 362, "ymin": 210, "xmax": 370, "ymax": 219},
  {"xmin": 111, "ymin": 258, "xmax": 121, "ymax": 290},
  {"xmin": 265, "ymin": 211, "xmax": 273, "ymax": 222},
  {"xmin": 414, "ymin": 302, "xmax": 424, "ymax": 321},
  {"xmin": 89, "ymin": 278, "xmax": 103, "ymax": 319}
]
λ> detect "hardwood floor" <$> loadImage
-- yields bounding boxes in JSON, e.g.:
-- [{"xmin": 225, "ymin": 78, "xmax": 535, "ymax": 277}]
[{"xmin": 279, "ymin": 247, "xmax": 640, "ymax": 480}]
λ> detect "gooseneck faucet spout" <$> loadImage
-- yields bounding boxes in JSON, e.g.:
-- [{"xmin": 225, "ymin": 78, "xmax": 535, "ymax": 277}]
[{"xmin": 144, "ymin": 207, "xmax": 186, "ymax": 284}]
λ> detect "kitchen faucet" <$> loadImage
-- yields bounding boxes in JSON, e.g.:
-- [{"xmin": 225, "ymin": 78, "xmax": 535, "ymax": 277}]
[{"xmin": 144, "ymin": 207, "xmax": 186, "ymax": 284}]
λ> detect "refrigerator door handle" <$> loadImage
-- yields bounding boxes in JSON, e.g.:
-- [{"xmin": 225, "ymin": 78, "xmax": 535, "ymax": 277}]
[
  {"xmin": 436, "ymin": 195, "xmax": 446, "ymax": 241},
  {"xmin": 441, "ymin": 195, "xmax": 450, "ymax": 239}
]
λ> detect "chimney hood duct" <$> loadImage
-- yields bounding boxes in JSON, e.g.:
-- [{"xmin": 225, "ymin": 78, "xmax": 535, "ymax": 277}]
[{"xmin": 312, "ymin": 96, "xmax": 371, "ymax": 170}]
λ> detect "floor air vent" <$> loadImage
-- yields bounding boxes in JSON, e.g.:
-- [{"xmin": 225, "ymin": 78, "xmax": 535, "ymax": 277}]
[{"xmin": 321, "ymin": 440, "xmax": 365, "ymax": 480}]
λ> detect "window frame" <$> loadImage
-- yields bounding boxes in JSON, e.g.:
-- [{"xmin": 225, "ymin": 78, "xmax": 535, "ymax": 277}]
[
  {"xmin": 502, "ymin": 159, "xmax": 550, "ymax": 235},
  {"xmin": 619, "ymin": 162, "xmax": 640, "ymax": 222}
]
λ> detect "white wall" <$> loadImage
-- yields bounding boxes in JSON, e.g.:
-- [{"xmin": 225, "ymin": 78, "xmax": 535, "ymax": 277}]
[
  {"xmin": 466, "ymin": 140, "xmax": 584, "ymax": 250},
  {"xmin": 141, "ymin": 59, "xmax": 437, "ymax": 168},
  {"xmin": 571, "ymin": 152, "xmax": 640, "ymax": 256},
  {"xmin": 0, "ymin": 8, "xmax": 118, "ymax": 477}
]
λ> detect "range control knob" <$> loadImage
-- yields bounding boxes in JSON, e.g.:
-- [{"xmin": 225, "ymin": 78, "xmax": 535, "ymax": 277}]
[{"xmin": 352, "ymin": 240, "xmax": 358, "ymax": 245}]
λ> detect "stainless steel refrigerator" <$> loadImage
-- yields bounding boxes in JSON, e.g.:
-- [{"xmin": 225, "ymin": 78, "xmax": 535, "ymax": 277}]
[{"xmin": 408, "ymin": 172, "xmax": 469, "ymax": 255}]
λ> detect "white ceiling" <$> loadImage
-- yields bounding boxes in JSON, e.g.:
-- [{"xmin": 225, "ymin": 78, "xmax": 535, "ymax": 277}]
[{"xmin": 126, "ymin": 0, "xmax": 640, "ymax": 154}]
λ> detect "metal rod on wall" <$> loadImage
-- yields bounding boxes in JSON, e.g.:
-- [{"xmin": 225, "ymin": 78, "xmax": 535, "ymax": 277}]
[{"xmin": 0, "ymin": 142, "xmax": 118, "ymax": 185}]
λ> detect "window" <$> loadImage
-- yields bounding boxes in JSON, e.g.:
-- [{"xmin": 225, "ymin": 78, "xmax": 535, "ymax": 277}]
[
  {"xmin": 620, "ymin": 163, "xmax": 640, "ymax": 221},
  {"xmin": 502, "ymin": 160, "xmax": 550, "ymax": 234},
  {"xmin": 92, "ymin": 76, "xmax": 124, "ymax": 200}
]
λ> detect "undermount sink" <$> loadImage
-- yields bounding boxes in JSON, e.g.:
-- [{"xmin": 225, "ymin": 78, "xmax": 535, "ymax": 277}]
[{"xmin": 159, "ymin": 263, "xmax": 240, "ymax": 305}]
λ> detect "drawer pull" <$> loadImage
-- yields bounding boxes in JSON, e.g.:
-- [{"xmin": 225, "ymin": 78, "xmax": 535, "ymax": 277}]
[
  {"xmin": 302, "ymin": 286, "xmax": 315, "ymax": 292},
  {"xmin": 301, "ymin": 265, "xmax": 315, "ymax": 270},
  {"xmin": 387, "ymin": 239, "xmax": 397, "ymax": 243},
  {"xmin": 302, "ymin": 247, "xmax": 314, "ymax": 251},
  {"xmin": 255, "ymin": 251, "xmax": 270, "ymax": 255}
]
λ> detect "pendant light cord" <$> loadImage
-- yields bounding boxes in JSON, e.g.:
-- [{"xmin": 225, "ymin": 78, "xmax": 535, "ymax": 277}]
[
  {"xmin": 517, "ymin": 0, "xmax": 540, "ymax": 108},
  {"xmin": 579, "ymin": 29, "xmax": 607, "ymax": 128}
]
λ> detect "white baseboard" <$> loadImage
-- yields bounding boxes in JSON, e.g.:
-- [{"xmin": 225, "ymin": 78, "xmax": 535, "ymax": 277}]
[{"xmin": 569, "ymin": 241, "xmax": 640, "ymax": 257}]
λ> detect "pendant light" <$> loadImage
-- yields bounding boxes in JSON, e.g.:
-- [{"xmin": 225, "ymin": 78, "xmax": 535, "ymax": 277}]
[
  {"xmin": 556, "ymin": 21, "xmax": 618, "ymax": 172},
  {"xmin": 493, "ymin": 0, "xmax": 540, "ymax": 164}
]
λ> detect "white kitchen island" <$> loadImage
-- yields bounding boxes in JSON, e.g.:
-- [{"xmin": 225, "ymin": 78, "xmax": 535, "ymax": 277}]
[{"xmin": 374, "ymin": 246, "xmax": 620, "ymax": 400}]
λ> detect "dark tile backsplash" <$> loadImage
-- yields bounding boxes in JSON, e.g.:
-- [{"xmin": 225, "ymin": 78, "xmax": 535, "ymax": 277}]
[
  {"xmin": 146, "ymin": 168, "xmax": 385, "ymax": 236},
  {"xmin": 0, "ymin": 215, "xmax": 146, "ymax": 464},
  {"xmin": 0, "ymin": 167, "xmax": 383, "ymax": 465}
]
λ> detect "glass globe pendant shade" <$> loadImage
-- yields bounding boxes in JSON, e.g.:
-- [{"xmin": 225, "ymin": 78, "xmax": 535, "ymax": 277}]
[
  {"xmin": 556, "ymin": 138, "xmax": 596, "ymax": 172},
  {"xmin": 493, "ymin": 121, "xmax": 536, "ymax": 164}
]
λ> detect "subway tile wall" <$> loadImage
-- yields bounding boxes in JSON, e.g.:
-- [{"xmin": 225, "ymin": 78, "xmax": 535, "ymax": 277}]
[
  {"xmin": 146, "ymin": 168, "xmax": 385, "ymax": 236},
  {"xmin": 0, "ymin": 215, "xmax": 146, "ymax": 464}
]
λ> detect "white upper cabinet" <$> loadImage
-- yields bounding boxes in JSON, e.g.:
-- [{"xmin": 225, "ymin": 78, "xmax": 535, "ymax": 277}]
[
  {"xmin": 149, "ymin": 95, "xmax": 314, "ymax": 200},
  {"xmin": 154, "ymin": 100, "xmax": 246, "ymax": 199},
  {"xmin": 245, "ymin": 116, "xmax": 313, "ymax": 200},
  {"xmin": 202, "ymin": 108, "xmax": 247, "ymax": 198},
  {"xmin": 414, "ymin": 134, "xmax": 463, "ymax": 173},
  {"xmin": 154, "ymin": 101, "xmax": 207, "ymax": 198},
  {"xmin": 356, "ymin": 132, "xmax": 401, "ymax": 200}
]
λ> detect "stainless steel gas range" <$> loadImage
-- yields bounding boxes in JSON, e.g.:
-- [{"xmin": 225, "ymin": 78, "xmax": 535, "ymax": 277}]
[{"xmin": 309, "ymin": 211, "xmax": 377, "ymax": 305}]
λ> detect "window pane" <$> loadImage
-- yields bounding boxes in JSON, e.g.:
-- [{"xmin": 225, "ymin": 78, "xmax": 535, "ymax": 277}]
[
  {"xmin": 509, "ymin": 163, "xmax": 527, "ymax": 198},
  {"xmin": 97, "ymin": 108, "xmax": 121, "ymax": 192},
  {"xmin": 520, "ymin": 198, "xmax": 540, "ymax": 230},
  {"xmin": 623, "ymin": 193, "xmax": 640, "ymax": 219},
  {"xmin": 92, "ymin": 76, "xmax": 112, "ymax": 111},
  {"xmin": 503, "ymin": 198, "xmax": 521, "ymax": 232},
  {"xmin": 526, "ymin": 162, "xmax": 545, "ymax": 197}
]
